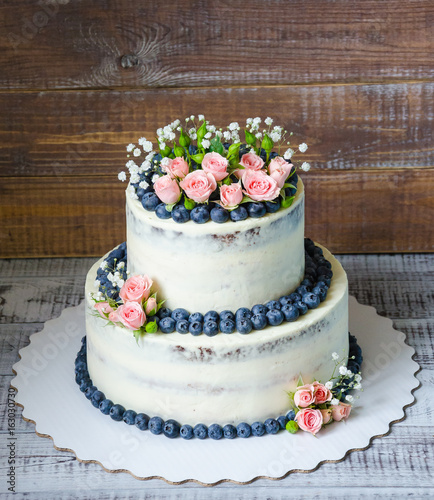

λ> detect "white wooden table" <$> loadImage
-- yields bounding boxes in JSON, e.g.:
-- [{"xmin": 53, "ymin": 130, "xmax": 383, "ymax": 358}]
[{"xmin": 1, "ymin": 254, "xmax": 433, "ymax": 499}]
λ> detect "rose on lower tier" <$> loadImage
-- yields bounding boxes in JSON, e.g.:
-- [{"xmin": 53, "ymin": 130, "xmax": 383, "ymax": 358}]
[
  {"xmin": 295, "ymin": 408, "xmax": 323, "ymax": 435},
  {"xmin": 331, "ymin": 402, "xmax": 352, "ymax": 422},
  {"xmin": 312, "ymin": 381, "xmax": 333, "ymax": 405},
  {"xmin": 293, "ymin": 383, "xmax": 315, "ymax": 408},
  {"xmin": 94, "ymin": 301, "xmax": 114, "ymax": 319},
  {"xmin": 116, "ymin": 301, "xmax": 146, "ymax": 330},
  {"xmin": 120, "ymin": 275, "xmax": 153, "ymax": 303}
]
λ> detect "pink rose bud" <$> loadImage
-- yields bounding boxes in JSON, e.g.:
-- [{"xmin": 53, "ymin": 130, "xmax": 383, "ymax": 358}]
[
  {"xmin": 145, "ymin": 297, "xmax": 157, "ymax": 315},
  {"xmin": 162, "ymin": 157, "xmax": 189, "ymax": 179},
  {"xmin": 331, "ymin": 402, "xmax": 352, "ymax": 422},
  {"xmin": 94, "ymin": 301, "xmax": 114, "ymax": 319},
  {"xmin": 119, "ymin": 275, "xmax": 153, "ymax": 303},
  {"xmin": 239, "ymin": 152, "xmax": 265, "ymax": 171},
  {"xmin": 242, "ymin": 169, "xmax": 280, "ymax": 202},
  {"xmin": 220, "ymin": 183, "xmax": 243, "ymax": 208},
  {"xmin": 312, "ymin": 381, "xmax": 333, "ymax": 405},
  {"xmin": 320, "ymin": 409, "xmax": 333, "ymax": 425},
  {"xmin": 108, "ymin": 310, "xmax": 120, "ymax": 323},
  {"xmin": 201, "ymin": 152, "xmax": 229, "ymax": 181},
  {"xmin": 295, "ymin": 408, "xmax": 323, "ymax": 435},
  {"xmin": 293, "ymin": 384, "xmax": 315, "ymax": 408},
  {"xmin": 179, "ymin": 170, "xmax": 217, "ymax": 203},
  {"xmin": 154, "ymin": 175, "xmax": 181, "ymax": 205},
  {"xmin": 116, "ymin": 301, "xmax": 146, "ymax": 330},
  {"xmin": 268, "ymin": 156, "xmax": 290, "ymax": 173}
]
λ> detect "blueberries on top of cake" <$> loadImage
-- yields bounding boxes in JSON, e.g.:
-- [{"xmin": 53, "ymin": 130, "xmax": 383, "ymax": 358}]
[{"xmin": 119, "ymin": 116, "xmax": 310, "ymax": 224}]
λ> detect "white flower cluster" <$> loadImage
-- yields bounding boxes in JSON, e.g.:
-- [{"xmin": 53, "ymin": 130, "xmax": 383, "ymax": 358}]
[
  {"xmin": 156, "ymin": 120, "xmax": 181, "ymax": 149},
  {"xmin": 107, "ymin": 270, "xmax": 125, "ymax": 289}
]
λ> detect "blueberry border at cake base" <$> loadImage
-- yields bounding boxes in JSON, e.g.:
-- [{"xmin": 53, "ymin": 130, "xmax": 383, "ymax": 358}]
[{"xmin": 11, "ymin": 297, "xmax": 420, "ymax": 485}]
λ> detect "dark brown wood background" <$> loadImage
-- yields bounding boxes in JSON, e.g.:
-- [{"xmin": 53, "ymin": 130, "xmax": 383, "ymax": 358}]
[{"xmin": 1, "ymin": 0, "xmax": 433, "ymax": 257}]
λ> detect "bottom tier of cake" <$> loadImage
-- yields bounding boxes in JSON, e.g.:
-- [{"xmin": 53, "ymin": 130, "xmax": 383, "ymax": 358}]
[{"xmin": 85, "ymin": 244, "xmax": 348, "ymax": 427}]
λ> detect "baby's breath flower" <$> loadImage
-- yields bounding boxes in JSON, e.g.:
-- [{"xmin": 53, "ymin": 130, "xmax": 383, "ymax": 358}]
[
  {"xmin": 118, "ymin": 171, "xmax": 127, "ymax": 182},
  {"xmin": 346, "ymin": 369, "xmax": 355, "ymax": 378},
  {"xmin": 159, "ymin": 142, "xmax": 166, "ymax": 150},
  {"xmin": 145, "ymin": 152, "xmax": 155, "ymax": 161},
  {"xmin": 284, "ymin": 148, "xmax": 294, "ymax": 160},
  {"xmin": 265, "ymin": 117, "xmax": 273, "ymax": 126},
  {"xmin": 138, "ymin": 137, "xmax": 147, "ymax": 146},
  {"xmin": 128, "ymin": 163, "xmax": 139, "ymax": 175},
  {"xmin": 255, "ymin": 132, "xmax": 263, "ymax": 139},
  {"xmin": 208, "ymin": 125, "xmax": 216, "ymax": 133},
  {"xmin": 99, "ymin": 260, "xmax": 108, "ymax": 270},
  {"xmin": 246, "ymin": 117, "xmax": 253, "ymax": 125},
  {"xmin": 299, "ymin": 143, "xmax": 308, "ymax": 153},
  {"xmin": 126, "ymin": 185, "xmax": 138, "ymax": 200},
  {"xmin": 253, "ymin": 117, "xmax": 261, "ymax": 124},
  {"xmin": 355, "ymin": 374, "xmax": 362, "ymax": 383},
  {"xmin": 325, "ymin": 381, "xmax": 333, "ymax": 390},
  {"xmin": 339, "ymin": 365, "xmax": 347, "ymax": 376},
  {"xmin": 133, "ymin": 148, "xmax": 141, "ymax": 157},
  {"xmin": 126, "ymin": 143, "xmax": 135, "ymax": 152},
  {"xmin": 160, "ymin": 157, "xmax": 171, "ymax": 168},
  {"xmin": 139, "ymin": 161, "xmax": 151, "ymax": 173},
  {"xmin": 354, "ymin": 383, "xmax": 362, "ymax": 391},
  {"xmin": 172, "ymin": 119, "xmax": 180, "ymax": 128},
  {"xmin": 229, "ymin": 122, "xmax": 239, "ymax": 131},
  {"xmin": 198, "ymin": 114, "xmax": 205, "ymax": 121},
  {"xmin": 215, "ymin": 130, "xmax": 223, "ymax": 138},
  {"xmin": 94, "ymin": 279, "xmax": 100, "ymax": 288},
  {"xmin": 142, "ymin": 140, "xmax": 153, "ymax": 152},
  {"xmin": 345, "ymin": 395, "xmax": 354, "ymax": 403},
  {"xmin": 157, "ymin": 128, "xmax": 163, "ymax": 136},
  {"xmin": 270, "ymin": 131, "xmax": 281, "ymax": 142},
  {"xmin": 332, "ymin": 352, "xmax": 340, "ymax": 361},
  {"xmin": 139, "ymin": 180, "xmax": 149, "ymax": 189},
  {"xmin": 152, "ymin": 173, "xmax": 160, "ymax": 184},
  {"xmin": 301, "ymin": 162, "xmax": 311, "ymax": 172},
  {"xmin": 223, "ymin": 131, "xmax": 231, "ymax": 141},
  {"xmin": 130, "ymin": 172, "xmax": 140, "ymax": 184},
  {"xmin": 204, "ymin": 132, "xmax": 212, "ymax": 139},
  {"xmin": 202, "ymin": 139, "xmax": 210, "ymax": 149},
  {"xmin": 126, "ymin": 160, "xmax": 137, "ymax": 169},
  {"xmin": 331, "ymin": 398, "xmax": 340, "ymax": 406},
  {"xmin": 95, "ymin": 291, "xmax": 103, "ymax": 301},
  {"xmin": 190, "ymin": 115, "xmax": 195, "ymax": 121}
]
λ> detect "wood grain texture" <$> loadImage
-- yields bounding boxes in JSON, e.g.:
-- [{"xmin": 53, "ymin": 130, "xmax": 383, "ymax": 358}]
[
  {"xmin": 1, "ymin": 0, "xmax": 433, "ymax": 90},
  {"xmin": 1, "ymin": 83, "xmax": 434, "ymax": 177},
  {"xmin": 0, "ymin": 254, "xmax": 432, "ymax": 497}
]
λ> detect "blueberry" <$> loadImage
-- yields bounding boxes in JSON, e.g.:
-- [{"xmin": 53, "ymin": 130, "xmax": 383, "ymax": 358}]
[
  {"xmin": 223, "ymin": 424, "xmax": 237, "ymax": 439},
  {"xmin": 281, "ymin": 304, "xmax": 300, "ymax": 322},
  {"xmin": 208, "ymin": 424, "xmax": 223, "ymax": 440},
  {"xmin": 193, "ymin": 423, "xmax": 208, "ymax": 440},
  {"xmin": 251, "ymin": 421, "xmax": 265, "ymax": 437},
  {"xmin": 190, "ymin": 205, "xmax": 210, "ymax": 224},
  {"xmin": 147, "ymin": 315, "xmax": 159, "ymax": 325},
  {"xmin": 316, "ymin": 280, "xmax": 329, "ymax": 290},
  {"xmin": 296, "ymin": 285, "xmax": 311, "ymax": 297},
  {"xmin": 210, "ymin": 206, "xmax": 229, "ymax": 223},
  {"xmin": 99, "ymin": 399, "xmax": 113, "ymax": 415},
  {"xmin": 348, "ymin": 363, "xmax": 360, "ymax": 374},
  {"xmin": 301, "ymin": 278, "xmax": 313, "ymax": 288},
  {"xmin": 123, "ymin": 410, "xmax": 137, "ymax": 425},
  {"xmin": 220, "ymin": 310, "xmax": 235, "ymax": 322},
  {"xmin": 288, "ymin": 292, "xmax": 302, "ymax": 303},
  {"xmin": 176, "ymin": 319, "xmax": 189, "ymax": 334},
  {"xmin": 251, "ymin": 313, "xmax": 267, "ymax": 330},
  {"xmin": 79, "ymin": 378, "xmax": 92, "ymax": 393},
  {"xmin": 312, "ymin": 285, "xmax": 327, "ymax": 302},
  {"xmin": 277, "ymin": 415, "xmax": 289, "ymax": 430},
  {"xmin": 135, "ymin": 413, "xmax": 150, "ymax": 431},
  {"xmin": 189, "ymin": 321, "xmax": 203, "ymax": 335},
  {"xmin": 109, "ymin": 404, "xmax": 126, "ymax": 422},
  {"xmin": 317, "ymin": 275, "xmax": 331, "ymax": 287},
  {"xmin": 317, "ymin": 266, "xmax": 333, "ymax": 279},
  {"xmin": 230, "ymin": 206, "xmax": 248, "ymax": 222},
  {"xmin": 172, "ymin": 308, "xmax": 190, "ymax": 321},
  {"xmin": 237, "ymin": 422, "xmax": 251, "ymax": 438},
  {"xmin": 75, "ymin": 371, "xmax": 86, "ymax": 384},
  {"xmin": 317, "ymin": 258, "xmax": 332, "ymax": 269},
  {"xmin": 204, "ymin": 310, "xmax": 219, "ymax": 323},
  {"xmin": 91, "ymin": 390, "xmax": 105, "ymax": 408},
  {"xmin": 189, "ymin": 312, "xmax": 204, "ymax": 323},
  {"xmin": 180, "ymin": 424, "xmax": 194, "ymax": 439},
  {"xmin": 252, "ymin": 304, "xmax": 268, "ymax": 315},
  {"xmin": 141, "ymin": 192, "xmax": 160, "ymax": 211},
  {"xmin": 294, "ymin": 300, "xmax": 308, "ymax": 315},
  {"xmin": 155, "ymin": 203, "xmax": 172, "ymax": 219},
  {"xmin": 159, "ymin": 316, "xmax": 176, "ymax": 333},
  {"xmin": 279, "ymin": 296, "xmax": 292, "ymax": 307},
  {"xmin": 75, "ymin": 360, "xmax": 87, "ymax": 373},
  {"xmin": 266, "ymin": 300, "xmax": 281, "ymax": 311},
  {"xmin": 136, "ymin": 187, "xmax": 145, "ymax": 199},
  {"xmin": 163, "ymin": 419, "xmax": 181, "ymax": 438},
  {"xmin": 158, "ymin": 307, "xmax": 172, "ymax": 319},
  {"xmin": 303, "ymin": 293, "xmax": 320, "ymax": 309},
  {"xmin": 247, "ymin": 202, "xmax": 266, "ymax": 218},
  {"xmin": 265, "ymin": 198, "xmax": 281, "ymax": 213},
  {"xmin": 286, "ymin": 410, "xmax": 296, "ymax": 421},
  {"xmin": 266, "ymin": 309, "xmax": 284, "ymax": 326},
  {"xmin": 237, "ymin": 318, "xmax": 253, "ymax": 334},
  {"xmin": 203, "ymin": 320, "xmax": 219, "ymax": 337},
  {"xmin": 110, "ymin": 247, "xmax": 124, "ymax": 260},
  {"xmin": 219, "ymin": 319, "xmax": 235, "ymax": 334},
  {"xmin": 149, "ymin": 416, "xmax": 164, "ymax": 435},
  {"xmin": 85, "ymin": 385, "xmax": 97, "ymax": 400},
  {"xmin": 285, "ymin": 186, "xmax": 296, "ymax": 197},
  {"xmin": 171, "ymin": 204, "xmax": 190, "ymax": 223},
  {"xmin": 235, "ymin": 307, "xmax": 252, "ymax": 321},
  {"xmin": 314, "ymin": 247, "xmax": 324, "ymax": 259},
  {"xmin": 264, "ymin": 418, "xmax": 279, "ymax": 434}
]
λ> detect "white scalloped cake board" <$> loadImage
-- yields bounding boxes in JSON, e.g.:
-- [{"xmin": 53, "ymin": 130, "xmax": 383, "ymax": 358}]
[{"xmin": 11, "ymin": 296, "xmax": 419, "ymax": 485}]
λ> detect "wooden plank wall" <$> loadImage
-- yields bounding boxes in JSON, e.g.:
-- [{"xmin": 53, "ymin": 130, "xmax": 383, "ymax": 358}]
[{"xmin": 0, "ymin": 0, "xmax": 433, "ymax": 256}]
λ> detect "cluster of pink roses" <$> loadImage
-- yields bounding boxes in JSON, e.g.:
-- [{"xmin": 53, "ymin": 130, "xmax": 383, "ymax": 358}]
[
  {"xmin": 94, "ymin": 275, "xmax": 156, "ymax": 332},
  {"xmin": 153, "ymin": 151, "xmax": 293, "ymax": 208},
  {"xmin": 293, "ymin": 382, "xmax": 352, "ymax": 435}
]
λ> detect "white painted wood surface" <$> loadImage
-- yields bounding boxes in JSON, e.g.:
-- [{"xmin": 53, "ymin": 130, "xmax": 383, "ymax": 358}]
[{"xmin": 0, "ymin": 255, "xmax": 433, "ymax": 499}]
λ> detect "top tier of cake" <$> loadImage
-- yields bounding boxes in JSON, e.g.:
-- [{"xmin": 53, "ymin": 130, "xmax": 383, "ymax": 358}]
[{"xmin": 126, "ymin": 180, "xmax": 305, "ymax": 313}]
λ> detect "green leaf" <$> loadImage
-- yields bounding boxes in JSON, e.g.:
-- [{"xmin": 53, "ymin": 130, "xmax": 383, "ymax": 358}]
[
  {"xmin": 157, "ymin": 299, "xmax": 165, "ymax": 311},
  {"xmin": 210, "ymin": 136, "xmax": 224, "ymax": 155},
  {"xmin": 296, "ymin": 373, "xmax": 305, "ymax": 387},
  {"xmin": 261, "ymin": 133, "xmax": 274, "ymax": 152},
  {"xmin": 282, "ymin": 196, "xmax": 295, "ymax": 208},
  {"xmin": 179, "ymin": 128, "xmax": 191, "ymax": 147},
  {"xmin": 286, "ymin": 420, "xmax": 299, "ymax": 434},
  {"xmin": 283, "ymin": 183, "xmax": 295, "ymax": 189},
  {"xmin": 244, "ymin": 129, "xmax": 256, "ymax": 146},
  {"xmin": 160, "ymin": 145, "xmax": 172, "ymax": 157},
  {"xmin": 164, "ymin": 202, "xmax": 177, "ymax": 213},
  {"xmin": 133, "ymin": 330, "xmax": 141, "ymax": 345},
  {"xmin": 191, "ymin": 153, "xmax": 204, "ymax": 164},
  {"xmin": 227, "ymin": 142, "xmax": 241, "ymax": 158},
  {"xmin": 222, "ymin": 176, "xmax": 232, "ymax": 185},
  {"xmin": 145, "ymin": 320, "xmax": 158, "ymax": 333},
  {"xmin": 184, "ymin": 197, "xmax": 196, "ymax": 210},
  {"xmin": 197, "ymin": 121, "xmax": 207, "ymax": 141},
  {"xmin": 240, "ymin": 195, "xmax": 254, "ymax": 204},
  {"xmin": 174, "ymin": 145, "xmax": 185, "ymax": 157}
]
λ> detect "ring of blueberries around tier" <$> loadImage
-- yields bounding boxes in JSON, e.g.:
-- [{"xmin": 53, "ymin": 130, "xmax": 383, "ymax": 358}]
[
  {"xmin": 75, "ymin": 333, "xmax": 362, "ymax": 440},
  {"xmin": 96, "ymin": 238, "xmax": 334, "ymax": 335}
]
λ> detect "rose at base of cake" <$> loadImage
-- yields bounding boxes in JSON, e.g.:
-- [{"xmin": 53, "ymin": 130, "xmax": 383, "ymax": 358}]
[{"xmin": 85, "ymin": 244, "xmax": 348, "ymax": 427}]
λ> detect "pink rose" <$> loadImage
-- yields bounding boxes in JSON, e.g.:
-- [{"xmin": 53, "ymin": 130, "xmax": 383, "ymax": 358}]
[
  {"xmin": 220, "ymin": 183, "xmax": 243, "ymax": 208},
  {"xmin": 201, "ymin": 152, "xmax": 229, "ymax": 181},
  {"xmin": 320, "ymin": 409, "xmax": 332, "ymax": 425},
  {"xmin": 108, "ymin": 310, "xmax": 120, "ymax": 323},
  {"xmin": 94, "ymin": 301, "xmax": 114, "ymax": 319},
  {"xmin": 242, "ymin": 170, "xmax": 280, "ymax": 202},
  {"xmin": 269, "ymin": 159, "xmax": 292, "ymax": 189},
  {"xmin": 294, "ymin": 384, "xmax": 315, "ymax": 408},
  {"xmin": 179, "ymin": 170, "xmax": 217, "ymax": 203},
  {"xmin": 232, "ymin": 168, "xmax": 244, "ymax": 180},
  {"xmin": 268, "ymin": 156, "xmax": 290, "ymax": 173},
  {"xmin": 239, "ymin": 152, "xmax": 264, "ymax": 171},
  {"xmin": 312, "ymin": 382, "xmax": 332, "ymax": 405},
  {"xmin": 145, "ymin": 297, "xmax": 157, "ymax": 315},
  {"xmin": 120, "ymin": 275, "xmax": 153, "ymax": 303},
  {"xmin": 295, "ymin": 408, "xmax": 323, "ymax": 435},
  {"xmin": 331, "ymin": 402, "xmax": 352, "ymax": 422},
  {"xmin": 154, "ymin": 175, "xmax": 181, "ymax": 205},
  {"xmin": 162, "ymin": 157, "xmax": 189, "ymax": 179},
  {"xmin": 117, "ymin": 301, "xmax": 146, "ymax": 330}
]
